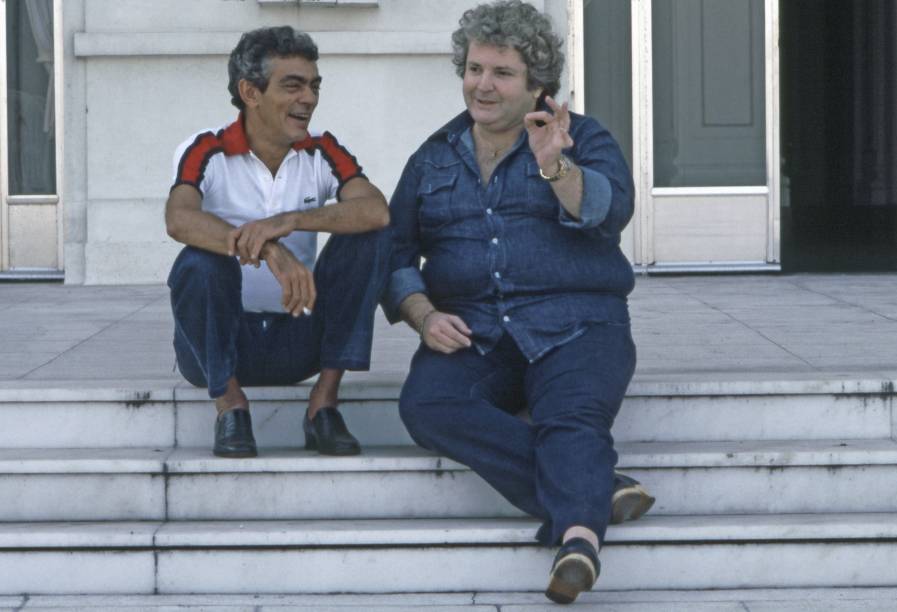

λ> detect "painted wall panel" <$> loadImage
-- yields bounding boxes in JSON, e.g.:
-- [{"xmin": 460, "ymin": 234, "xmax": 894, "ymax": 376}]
[
  {"xmin": 653, "ymin": 193, "xmax": 768, "ymax": 263},
  {"xmin": 8, "ymin": 203, "xmax": 57, "ymax": 269}
]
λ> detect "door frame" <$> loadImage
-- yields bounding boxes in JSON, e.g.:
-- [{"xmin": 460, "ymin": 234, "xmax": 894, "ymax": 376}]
[
  {"xmin": 571, "ymin": 0, "xmax": 780, "ymax": 271},
  {"xmin": 0, "ymin": 0, "xmax": 65, "ymax": 277}
]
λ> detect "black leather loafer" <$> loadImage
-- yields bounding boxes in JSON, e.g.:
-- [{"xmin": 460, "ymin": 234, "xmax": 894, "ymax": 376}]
[
  {"xmin": 610, "ymin": 472, "xmax": 655, "ymax": 524},
  {"xmin": 545, "ymin": 537, "xmax": 600, "ymax": 605},
  {"xmin": 213, "ymin": 409, "xmax": 257, "ymax": 458},
  {"xmin": 303, "ymin": 406, "xmax": 361, "ymax": 456}
]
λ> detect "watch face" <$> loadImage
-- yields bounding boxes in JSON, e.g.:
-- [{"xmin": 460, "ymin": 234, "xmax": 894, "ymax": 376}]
[
  {"xmin": 540, "ymin": 156, "xmax": 572, "ymax": 181},
  {"xmin": 554, "ymin": 157, "xmax": 571, "ymax": 180},
  {"xmin": 559, "ymin": 156, "xmax": 571, "ymax": 174}
]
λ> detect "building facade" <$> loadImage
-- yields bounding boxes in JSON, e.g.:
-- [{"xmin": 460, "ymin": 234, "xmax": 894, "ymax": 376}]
[{"xmin": 0, "ymin": 0, "xmax": 894, "ymax": 283}]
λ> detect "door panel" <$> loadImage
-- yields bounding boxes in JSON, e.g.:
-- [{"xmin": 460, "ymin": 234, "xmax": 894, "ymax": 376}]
[
  {"xmin": 584, "ymin": 0, "xmax": 633, "ymax": 166},
  {"xmin": 1, "ymin": 0, "xmax": 61, "ymax": 274},
  {"xmin": 652, "ymin": 0, "xmax": 766, "ymax": 187},
  {"xmin": 8, "ymin": 201, "xmax": 57, "ymax": 268},
  {"xmin": 653, "ymin": 191, "xmax": 768, "ymax": 262},
  {"xmin": 583, "ymin": 0, "xmax": 635, "ymax": 261}
]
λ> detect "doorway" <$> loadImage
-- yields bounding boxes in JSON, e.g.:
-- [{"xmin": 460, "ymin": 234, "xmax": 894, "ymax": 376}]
[
  {"xmin": 580, "ymin": 0, "xmax": 780, "ymax": 271},
  {"xmin": 0, "ymin": 0, "xmax": 63, "ymax": 277},
  {"xmin": 780, "ymin": 0, "xmax": 897, "ymax": 271}
]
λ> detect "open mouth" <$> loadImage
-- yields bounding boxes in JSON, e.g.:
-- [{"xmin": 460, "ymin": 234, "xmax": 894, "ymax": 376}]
[{"xmin": 288, "ymin": 112, "xmax": 310, "ymax": 123}]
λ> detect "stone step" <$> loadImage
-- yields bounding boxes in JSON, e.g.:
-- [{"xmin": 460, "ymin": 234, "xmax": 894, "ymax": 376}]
[
  {"xmin": 5, "ymin": 589, "xmax": 897, "ymax": 611},
  {"xmin": 3, "ymin": 440, "xmax": 897, "ymax": 521},
  {"xmin": 1, "ymin": 377, "xmax": 895, "ymax": 448},
  {"xmin": 1, "ymin": 514, "xmax": 897, "ymax": 594}
]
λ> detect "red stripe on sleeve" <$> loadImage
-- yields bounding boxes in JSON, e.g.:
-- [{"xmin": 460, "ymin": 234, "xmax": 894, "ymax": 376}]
[
  {"xmin": 175, "ymin": 132, "xmax": 222, "ymax": 187},
  {"xmin": 317, "ymin": 132, "xmax": 363, "ymax": 184}
]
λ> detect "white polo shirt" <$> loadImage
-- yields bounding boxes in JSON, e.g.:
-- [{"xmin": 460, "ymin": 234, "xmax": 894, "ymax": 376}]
[{"xmin": 172, "ymin": 115, "xmax": 364, "ymax": 313}]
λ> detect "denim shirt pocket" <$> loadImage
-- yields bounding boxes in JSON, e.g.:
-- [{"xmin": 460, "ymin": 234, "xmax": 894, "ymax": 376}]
[
  {"xmin": 417, "ymin": 171, "xmax": 459, "ymax": 232},
  {"xmin": 525, "ymin": 162, "xmax": 561, "ymax": 219}
]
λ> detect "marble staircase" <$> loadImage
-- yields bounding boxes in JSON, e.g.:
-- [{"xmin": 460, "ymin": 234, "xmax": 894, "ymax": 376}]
[{"xmin": 1, "ymin": 377, "xmax": 896, "ymax": 594}]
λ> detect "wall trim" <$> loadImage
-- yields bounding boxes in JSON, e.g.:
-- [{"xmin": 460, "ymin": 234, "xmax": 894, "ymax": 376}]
[
  {"xmin": 258, "ymin": 0, "xmax": 379, "ymax": 5},
  {"xmin": 73, "ymin": 31, "xmax": 452, "ymax": 58}
]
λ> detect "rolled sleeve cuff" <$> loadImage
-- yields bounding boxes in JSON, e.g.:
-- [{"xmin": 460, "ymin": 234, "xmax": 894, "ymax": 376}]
[
  {"xmin": 382, "ymin": 266, "xmax": 428, "ymax": 323},
  {"xmin": 558, "ymin": 167, "xmax": 613, "ymax": 229}
]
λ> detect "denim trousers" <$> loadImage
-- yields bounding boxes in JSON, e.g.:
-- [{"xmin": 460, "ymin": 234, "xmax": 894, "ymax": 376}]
[
  {"xmin": 167, "ymin": 230, "xmax": 390, "ymax": 398},
  {"xmin": 399, "ymin": 323, "xmax": 636, "ymax": 546}
]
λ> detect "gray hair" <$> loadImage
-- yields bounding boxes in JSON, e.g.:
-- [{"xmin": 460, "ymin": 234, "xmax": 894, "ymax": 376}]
[
  {"xmin": 227, "ymin": 26, "xmax": 319, "ymax": 110},
  {"xmin": 451, "ymin": 0, "xmax": 564, "ymax": 97}
]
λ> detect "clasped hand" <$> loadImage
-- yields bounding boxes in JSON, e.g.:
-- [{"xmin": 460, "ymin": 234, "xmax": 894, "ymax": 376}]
[
  {"xmin": 524, "ymin": 95, "xmax": 574, "ymax": 174},
  {"xmin": 227, "ymin": 214, "xmax": 313, "ymax": 317},
  {"xmin": 227, "ymin": 213, "xmax": 293, "ymax": 267}
]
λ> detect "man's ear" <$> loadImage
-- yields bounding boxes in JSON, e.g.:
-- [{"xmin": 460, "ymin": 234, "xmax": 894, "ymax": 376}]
[{"xmin": 238, "ymin": 79, "xmax": 260, "ymax": 109}]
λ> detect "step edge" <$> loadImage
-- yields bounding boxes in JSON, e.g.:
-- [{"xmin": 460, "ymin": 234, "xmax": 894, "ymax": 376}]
[
  {"xmin": 2, "ymin": 514, "xmax": 897, "ymax": 549},
  {"xmin": 2, "ymin": 376, "xmax": 896, "ymax": 402},
  {"xmin": 2, "ymin": 441, "xmax": 897, "ymax": 473}
]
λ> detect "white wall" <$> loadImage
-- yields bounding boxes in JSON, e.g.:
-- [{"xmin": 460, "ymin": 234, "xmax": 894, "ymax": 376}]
[{"xmin": 63, "ymin": 0, "xmax": 570, "ymax": 284}]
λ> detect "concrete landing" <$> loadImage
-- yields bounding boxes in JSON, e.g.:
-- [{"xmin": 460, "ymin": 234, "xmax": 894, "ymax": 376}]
[{"xmin": 2, "ymin": 274, "xmax": 897, "ymax": 386}]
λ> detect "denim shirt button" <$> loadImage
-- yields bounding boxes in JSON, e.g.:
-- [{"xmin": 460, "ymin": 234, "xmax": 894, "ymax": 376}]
[
  {"xmin": 486, "ymin": 208, "xmax": 493, "ymax": 215},
  {"xmin": 502, "ymin": 315, "xmax": 510, "ymax": 323},
  {"xmin": 491, "ymin": 237, "xmax": 499, "ymax": 245},
  {"xmin": 494, "ymin": 271, "xmax": 501, "ymax": 279}
]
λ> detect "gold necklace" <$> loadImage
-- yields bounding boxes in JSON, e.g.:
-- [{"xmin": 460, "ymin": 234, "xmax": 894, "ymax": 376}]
[
  {"xmin": 474, "ymin": 126, "xmax": 511, "ymax": 161},
  {"xmin": 485, "ymin": 145, "xmax": 505, "ymax": 159}
]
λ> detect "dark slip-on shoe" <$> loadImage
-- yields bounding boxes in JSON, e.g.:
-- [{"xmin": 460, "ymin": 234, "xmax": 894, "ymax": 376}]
[
  {"xmin": 213, "ymin": 409, "xmax": 258, "ymax": 458},
  {"xmin": 545, "ymin": 537, "xmax": 600, "ymax": 605},
  {"xmin": 303, "ymin": 406, "xmax": 361, "ymax": 456},
  {"xmin": 610, "ymin": 472, "xmax": 656, "ymax": 524}
]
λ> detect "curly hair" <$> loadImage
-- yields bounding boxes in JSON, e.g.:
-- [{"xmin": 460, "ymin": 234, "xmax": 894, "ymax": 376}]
[
  {"xmin": 227, "ymin": 26, "xmax": 319, "ymax": 110},
  {"xmin": 451, "ymin": 0, "xmax": 564, "ymax": 97}
]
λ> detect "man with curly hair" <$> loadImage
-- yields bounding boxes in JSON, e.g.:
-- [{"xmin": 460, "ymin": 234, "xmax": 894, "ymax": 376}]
[
  {"xmin": 382, "ymin": 1, "xmax": 653, "ymax": 603},
  {"xmin": 166, "ymin": 27, "xmax": 389, "ymax": 459}
]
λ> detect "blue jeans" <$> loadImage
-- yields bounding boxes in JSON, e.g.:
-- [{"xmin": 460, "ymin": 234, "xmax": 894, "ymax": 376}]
[
  {"xmin": 168, "ymin": 230, "xmax": 390, "ymax": 398},
  {"xmin": 399, "ymin": 323, "xmax": 636, "ymax": 546}
]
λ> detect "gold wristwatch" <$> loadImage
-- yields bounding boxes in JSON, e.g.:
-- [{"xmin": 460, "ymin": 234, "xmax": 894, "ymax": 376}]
[{"xmin": 539, "ymin": 155, "xmax": 572, "ymax": 182}]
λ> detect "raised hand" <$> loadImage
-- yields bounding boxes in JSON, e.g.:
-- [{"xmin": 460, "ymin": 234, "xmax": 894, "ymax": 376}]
[
  {"xmin": 227, "ymin": 212, "xmax": 294, "ymax": 267},
  {"xmin": 524, "ymin": 95, "xmax": 574, "ymax": 174}
]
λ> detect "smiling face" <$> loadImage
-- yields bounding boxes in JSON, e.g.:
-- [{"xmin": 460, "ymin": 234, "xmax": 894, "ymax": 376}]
[
  {"xmin": 462, "ymin": 41, "xmax": 540, "ymax": 135},
  {"xmin": 243, "ymin": 54, "xmax": 321, "ymax": 147}
]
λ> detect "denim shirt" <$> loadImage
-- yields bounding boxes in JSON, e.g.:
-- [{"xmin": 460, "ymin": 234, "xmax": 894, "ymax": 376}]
[{"xmin": 382, "ymin": 108, "xmax": 635, "ymax": 362}]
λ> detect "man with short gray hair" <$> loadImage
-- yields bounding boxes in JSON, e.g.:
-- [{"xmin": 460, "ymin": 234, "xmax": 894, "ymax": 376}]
[{"xmin": 166, "ymin": 26, "xmax": 390, "ymax": 459}]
